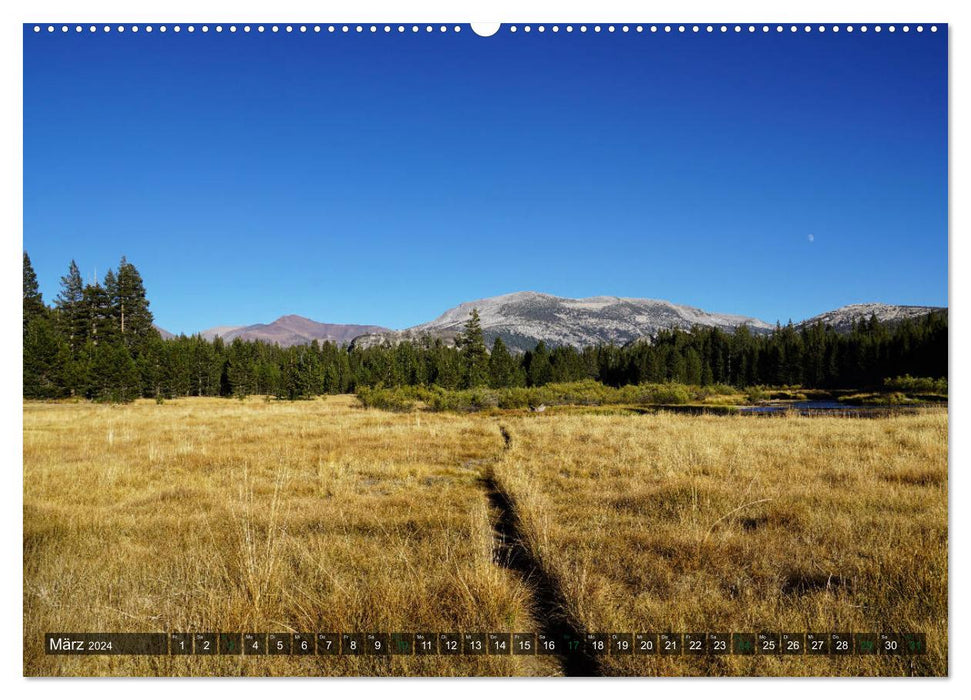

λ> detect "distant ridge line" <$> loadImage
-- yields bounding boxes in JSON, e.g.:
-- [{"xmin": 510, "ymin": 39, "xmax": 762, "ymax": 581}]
[{"xmin": 158, "ymin": 294, "xmax": 945, "ymax": 350}]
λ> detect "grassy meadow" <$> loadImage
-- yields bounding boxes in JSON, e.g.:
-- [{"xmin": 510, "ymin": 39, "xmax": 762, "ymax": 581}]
[
  {"xmin": 493, "ymin": 410, "xmax": 948, "ymax": 676},
  {"xmin": 23, "ymin": 396, "xmax": 947, "ymax": 676},
  {"xmin": 24, "ymin": 396, "xmax": 556, "ymax": 676}
]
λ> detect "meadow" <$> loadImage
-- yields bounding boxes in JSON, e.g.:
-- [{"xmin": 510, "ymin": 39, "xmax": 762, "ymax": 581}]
[
  {"xmin": 23, "ymin": 396, "xmax": 947, "ymax": 676},
  {"xmin": 493, "ymin": 409, "xmax": 948, "ymax": 676}
]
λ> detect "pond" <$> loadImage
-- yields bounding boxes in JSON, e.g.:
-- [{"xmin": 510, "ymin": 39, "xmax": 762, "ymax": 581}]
[{"xmin": 738, "ymin": 400, "xmax": 915, "ymax": 416}]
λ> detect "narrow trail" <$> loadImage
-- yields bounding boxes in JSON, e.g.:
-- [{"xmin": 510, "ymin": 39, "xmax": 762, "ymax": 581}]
[{"xmin": 480, "ymin": 424, "xmax": 602, "ymax": 677}]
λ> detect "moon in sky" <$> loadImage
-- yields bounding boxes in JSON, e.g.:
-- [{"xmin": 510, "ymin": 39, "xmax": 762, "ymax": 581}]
[{"xmin": 807, "ymin": 234, "xmax": 815, "ymax": 243}]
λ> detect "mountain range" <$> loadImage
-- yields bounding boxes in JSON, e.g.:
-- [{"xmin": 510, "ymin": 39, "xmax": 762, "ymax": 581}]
[{"xmin": 157, "ymin": 292, "xmax": 945, "ymax": 352}]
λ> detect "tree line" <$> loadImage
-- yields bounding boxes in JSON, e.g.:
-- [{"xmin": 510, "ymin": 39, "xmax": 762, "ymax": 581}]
[{"xmin": 23, "ymin": 253, "xmax": 947, "ymax": 402}]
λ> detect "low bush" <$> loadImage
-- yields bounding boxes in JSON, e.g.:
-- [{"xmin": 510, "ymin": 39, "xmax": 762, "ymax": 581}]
[
  {"xmin": 745, "ymin": 385, "xmax": 768, "ymax": 403},
  {"xmin": 884, "ymin": 375, "xmax": 947, "ymax": 395},
  {"xmin": 356, "ymin": 380, "xmax": 719, "ymax": 413},
  {"xmin": 356, "ymin": 386, "xmax": 418, "ymax": 412}
]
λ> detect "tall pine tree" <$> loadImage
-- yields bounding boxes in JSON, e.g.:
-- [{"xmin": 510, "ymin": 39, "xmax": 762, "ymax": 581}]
[
  {"xmin": 457, "ymin": 309, "xmax": 489, "ymax": 388},
  {"xmin": 23, "ymin": 252, "xmax": 46, "ymax": 332},
  {"xmin": 55, "ymin": 260, "xmax": 86, "ymax": 352},
  {"xmin": 115, "ymin": 257, "xmax": 156, "ymax": 350},
  {"xmin": 488, "ymin": 337, "xmax": 518, "ymax": 388},
  {"xmin": 525, "ymin": 341, "xmax": 553, "ymax": 387}
]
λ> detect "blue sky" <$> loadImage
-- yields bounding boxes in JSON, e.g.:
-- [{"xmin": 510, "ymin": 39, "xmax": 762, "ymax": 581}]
[{"xmin": 24, "ymin": 25, "xmax": 947, "ymax": 334}]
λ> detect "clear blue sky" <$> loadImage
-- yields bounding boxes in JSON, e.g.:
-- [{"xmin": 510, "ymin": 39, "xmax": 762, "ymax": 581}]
[{"xmin": 24, "ymin": 25, "xmax": 947, "ymax": 334}]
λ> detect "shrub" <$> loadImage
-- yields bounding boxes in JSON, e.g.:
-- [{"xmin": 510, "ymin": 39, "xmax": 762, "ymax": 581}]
[
  {"xmin": 884, "ymin": 392, "xmax": 910, "ymax": 405},
  {"xmin": 360, "ymin": 380, "xmax": 735, "ymax": 413},
  {"xmin": 356, "ymin": 386, "xmax": 417, "ymax": 412},
  {"xmin": 704, "ymin": 383, "xmax": 738, "ymax": 396},
  {"xmin": 884, "ymin": 375, "xmax": 947, "ymax": 395},
  {"xmin": 745, "ymin": 385, "xmax": 768, "ymax": 403},
  {"xmin": 497, "ymin": 387, "xmax": 532, "ymax": 409},
  {"xmin": 648, "ymin": 384, "xmax": 691, "ymax": 405}
]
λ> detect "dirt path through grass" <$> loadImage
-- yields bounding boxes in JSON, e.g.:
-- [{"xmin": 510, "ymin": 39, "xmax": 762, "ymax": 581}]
[{"xmin": 480, "ymin": 424, "xmax": 602, "ymax": 677}]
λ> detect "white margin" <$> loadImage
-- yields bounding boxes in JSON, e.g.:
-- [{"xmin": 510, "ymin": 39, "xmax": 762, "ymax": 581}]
[{"xmin": 2, "ymin": 1, "xmax": 965, "ymax": 699}]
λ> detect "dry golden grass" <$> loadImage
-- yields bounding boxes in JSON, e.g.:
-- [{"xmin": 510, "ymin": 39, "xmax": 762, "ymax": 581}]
[
  {"xmin": 493, "ymin": 410, "xmax": 948, "ymax": 676},
  {"xmin": 24, "ymin": 398, "xmax": 947, "ymax": 676},
  {"xmin": 23, "ymin": 396, "xmax": 556, "ymax": 676}
]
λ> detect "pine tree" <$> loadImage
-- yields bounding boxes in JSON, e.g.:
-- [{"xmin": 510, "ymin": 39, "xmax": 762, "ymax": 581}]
[
  {"xmin": 115, "ymin": 257, "xmax": 155, "ymax": 350},
  {"xmin": 24, "ymin": 315, "xmax": 65, "ymax": 398},
  {"xmin": 488, "ymin": 337, "xmax": 517, "ymax": 388},
  {"xmin": 90, "ymin": 341, "xmax": 140, "ymax": 403},
  {"xmin": 457, "ymin": 309, "xmax": 489, "ymax": 388},
  {"xmin": 336, "ymin": 347, "xmax": 353, "ymax": 392},
  {"xmin": 55, "ymin": 260, "xmax": 86, "ymax": 352},
  {"xmin": 55, "ymin": 259, "xmax": 83, "ymax": 308},
  {"xmin": 258, "ymin": 358, "xmax": 282, "ymax": 396},
  {"xmin": 227, "ymin": 337, "xmax": 256, "ymax": 398},
  {"xmin": 103, "ymin": 268, "xmax": 118, "ymax": 306},
  {"xmin": 278, "ymin": 345, "xmax": 314, "ymax": 399},
  {"xmin": 550, "ymin": 346, "xmax": 586, "ymax": 382},
  {"xmin": 136, "ymin": 335, "xmax": 170, "ymax": 400},
  {"xmin": 83, "ymin": 282, "xmax": 116, "ymax": 346},
  {"xmin": 429, "ymin": 339, "xmax": 462, "ymax": 389},
  {"xmin": 526, "ymin": 341, "xmax": 553, "ymax": 387},
  {"xmin": 684, "ymin": 347, "xmax": 703, "ymax": 385},
  {"xmin": 23, "ymin": 252, "xmax": 46, "ymax": 332}
]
